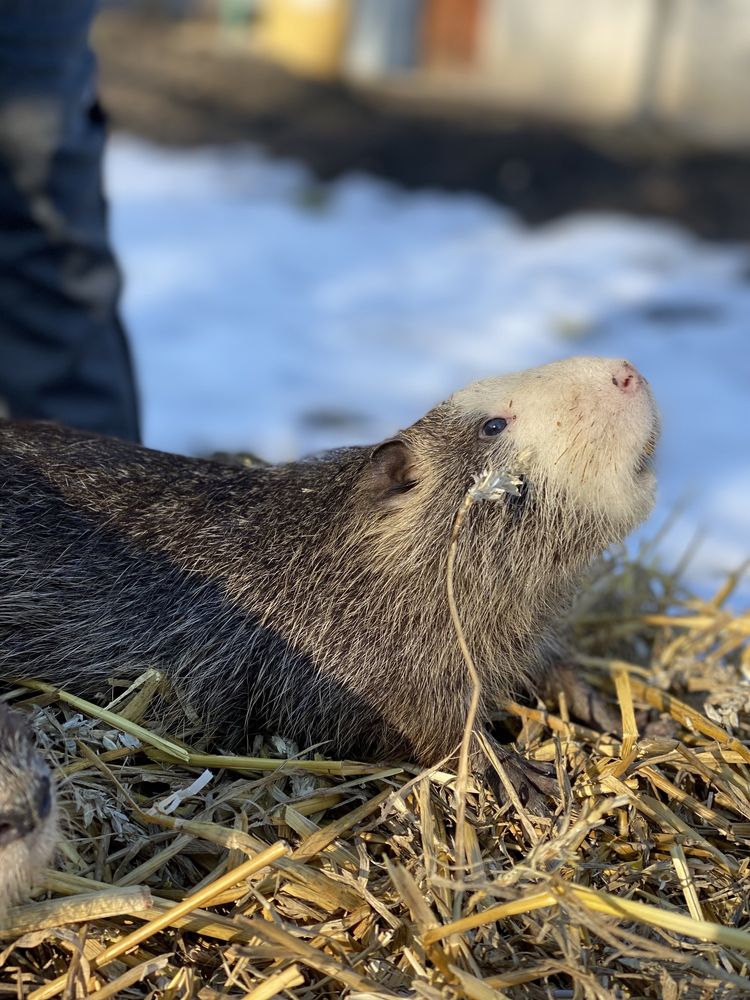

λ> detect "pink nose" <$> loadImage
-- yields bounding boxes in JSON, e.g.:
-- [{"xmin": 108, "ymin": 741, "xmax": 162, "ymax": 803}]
[{"xmin": 611, "ymin": 360, "xmax": 643, "ymax": 394}]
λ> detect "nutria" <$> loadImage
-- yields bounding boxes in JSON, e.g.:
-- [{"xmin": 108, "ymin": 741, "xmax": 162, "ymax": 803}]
[
  {"xmin": 0, "ymin": 704, "xmax": 57, "ymax": 919},
  {"xmin": 0, "ymin": 356, "xmax": 658, "ymax": 805}
]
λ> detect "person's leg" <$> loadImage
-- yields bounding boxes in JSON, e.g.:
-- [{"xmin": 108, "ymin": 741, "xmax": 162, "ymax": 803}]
[{"xmin": 0, "ymin": 1, "xmax": 140, "ymax": 441}]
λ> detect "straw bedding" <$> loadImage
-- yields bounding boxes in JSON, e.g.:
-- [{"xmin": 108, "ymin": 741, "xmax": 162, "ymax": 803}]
[{"xmin": 1, "ymin": 545, "xmax": 749, "ymax": 999}]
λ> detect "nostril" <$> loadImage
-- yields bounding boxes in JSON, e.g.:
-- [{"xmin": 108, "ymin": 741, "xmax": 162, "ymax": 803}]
[
  {"xmin": 612, "ymin": 362, "xmax": 642, "ymax": 394},
  {"xmin": 0, "ymin": 811, "xmax": 33, "ymax": 846}
]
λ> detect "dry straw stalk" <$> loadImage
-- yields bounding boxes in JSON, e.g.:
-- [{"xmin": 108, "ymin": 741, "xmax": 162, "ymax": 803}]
[{"xmin": 1, "ymin": 543, "xmax": 749, "ymax": 997}]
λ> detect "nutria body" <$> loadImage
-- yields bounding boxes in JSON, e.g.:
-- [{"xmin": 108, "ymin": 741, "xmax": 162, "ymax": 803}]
[
  {"xmin": 0, "ymin": 357, "xmax": 658, "ymax": 799},
  {"xmin": 0, "ymin": 704, "xmax": 57, "ymax": 918}
]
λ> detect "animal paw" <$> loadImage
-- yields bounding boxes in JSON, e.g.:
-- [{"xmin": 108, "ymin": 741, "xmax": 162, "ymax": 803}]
[
  {"xmin": 544, "ymin": 662, "xmax": 621, "ymax": 733},
  {"xmin": 484, "ymin": 741, "xmax": 558, "ymax": 816}
]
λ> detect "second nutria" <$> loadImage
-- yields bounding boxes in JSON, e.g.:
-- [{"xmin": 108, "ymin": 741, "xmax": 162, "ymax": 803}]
[
  {"xmin": 0, "ymin": 356, "xmax": 658, "ymax": 804},
  {"xmin": 0, "ymin": 704, "xmax": 57, "ymax": 920}
]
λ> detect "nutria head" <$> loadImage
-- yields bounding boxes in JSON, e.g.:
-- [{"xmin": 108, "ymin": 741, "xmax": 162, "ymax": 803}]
[
  {"xmin": 366, "ymin": 355, "xmax": 657, "ymax": 538},
  {"xmin": 449, "ymin": 356, "xmax": 658, "ymax": 533},
  {"xmin": 355, "ymin": 357, "xmax": 659, "ymax": 719},
  {"xmin": 0, "ymin": 704, "xmax": 57, "ymax": 919}
]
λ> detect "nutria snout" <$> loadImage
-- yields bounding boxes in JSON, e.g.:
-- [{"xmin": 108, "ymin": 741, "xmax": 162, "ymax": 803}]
[
  {"xmin": 0, "ymin": 356, "xmax": 658, "ymax": 805},
  {"xmin": 0, "ymin": 704, "xmax": 58, "ymax": 919}
]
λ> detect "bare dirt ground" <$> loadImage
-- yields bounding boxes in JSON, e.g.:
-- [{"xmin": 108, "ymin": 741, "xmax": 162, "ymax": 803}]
[{"xmin": 94, "ymin": 10, "xmax": 750, "ymax": 240}]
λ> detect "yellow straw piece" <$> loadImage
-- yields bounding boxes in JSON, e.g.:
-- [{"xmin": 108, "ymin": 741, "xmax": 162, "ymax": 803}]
[
  {"xmin": 244, "ymin": 966, "xmax": 305, "ymax": 1000},
  {"xmin": 424, "ymin": 881, "xmax": 750, "ymax": 955},
  {"xmin": 29, "ymin": 842, "xmax": 289, "ymax": 1000},
  {"xmin": 13, "ymin": 679, "xmax": 190, "ymax": 762},
  {"xmin": 613, "ymin": 666, "xmax": 638, "ymax": 759}
]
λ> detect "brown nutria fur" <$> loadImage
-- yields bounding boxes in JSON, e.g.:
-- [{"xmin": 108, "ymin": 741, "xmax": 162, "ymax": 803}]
[
  {"xmin": 0, "ymin": 704, "xmax": 57, "ymax": 919},
  {"xmin": 0, "ymin": 356, "xmax": 658, "ymax": 803}
]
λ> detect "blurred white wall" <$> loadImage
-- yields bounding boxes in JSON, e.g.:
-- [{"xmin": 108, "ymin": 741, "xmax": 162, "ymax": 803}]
[
  {"xmin": 473, "ymin": 0, "xmax": 750, "ymax": 143},
  {"xmin": 479, "ymin": 0, "xmax": 652, "ymax": 121},
  {"xmin": 655, "ymin": 0, "xmax": 750, "ymax": 143}
]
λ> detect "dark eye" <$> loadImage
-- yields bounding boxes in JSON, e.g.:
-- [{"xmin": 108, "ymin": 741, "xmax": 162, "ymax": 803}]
[{"xmin": 481, "ymin": 417, "xmax": 508, "ymax": 438}]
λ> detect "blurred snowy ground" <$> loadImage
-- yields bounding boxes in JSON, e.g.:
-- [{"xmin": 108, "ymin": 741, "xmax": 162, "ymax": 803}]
[{"xmin": 107, "ymin": 137, "xmax": 750, "ymax": 601}]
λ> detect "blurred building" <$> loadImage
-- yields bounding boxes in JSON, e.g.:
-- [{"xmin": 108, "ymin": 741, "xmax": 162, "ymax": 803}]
[{"xmin": 144, "ymin": 0, "xmax": 750, "ymax": 146}]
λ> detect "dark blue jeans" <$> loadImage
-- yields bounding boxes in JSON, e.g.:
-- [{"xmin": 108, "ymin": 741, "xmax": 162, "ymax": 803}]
[{"xmin": 0, "ymin": 1, "xmax": 140, "ymax": 441}]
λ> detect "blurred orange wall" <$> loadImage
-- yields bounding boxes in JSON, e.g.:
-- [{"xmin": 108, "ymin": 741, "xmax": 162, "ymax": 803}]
[{"xmin": 423, "ymin": 0, "xmax": 480, "ymax": 69}]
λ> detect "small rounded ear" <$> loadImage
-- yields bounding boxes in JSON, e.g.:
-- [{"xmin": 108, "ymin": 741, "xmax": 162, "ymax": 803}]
[{"xmin": 367, "ymin": 438, "xmax": 419, "ymax": 502}]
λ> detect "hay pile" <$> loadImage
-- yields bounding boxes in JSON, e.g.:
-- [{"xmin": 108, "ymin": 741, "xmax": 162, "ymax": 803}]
[{"xmin": 1, "ymin": 547, "xmax": 749, "ymax": 999}]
